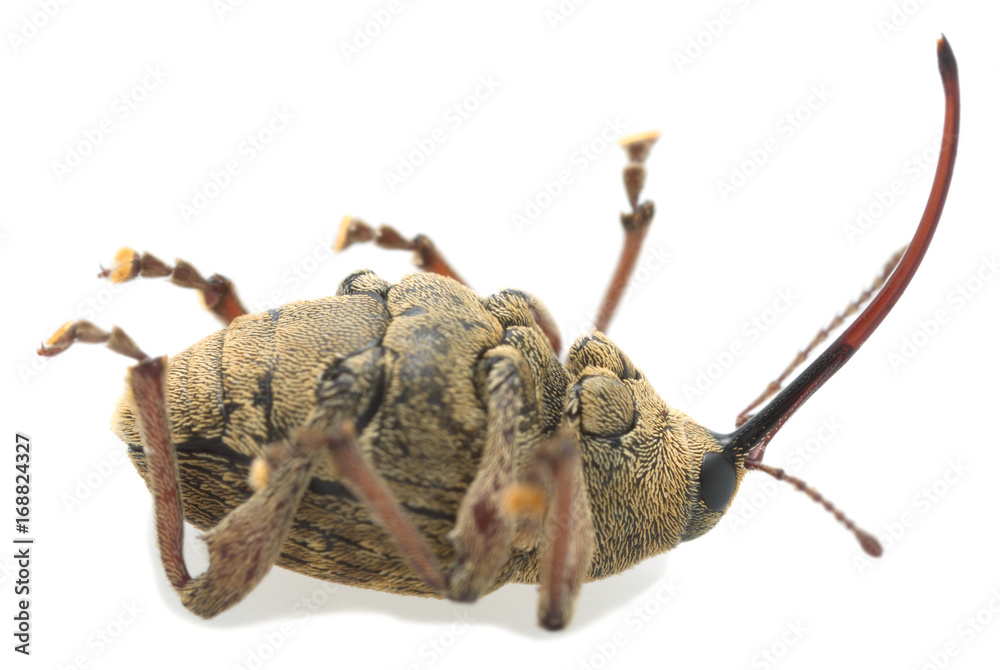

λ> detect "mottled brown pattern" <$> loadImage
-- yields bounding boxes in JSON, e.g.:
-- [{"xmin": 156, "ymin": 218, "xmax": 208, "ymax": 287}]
[{"xmin": 112, "ymin": 271, "xmax": 741, "ymax": 619}]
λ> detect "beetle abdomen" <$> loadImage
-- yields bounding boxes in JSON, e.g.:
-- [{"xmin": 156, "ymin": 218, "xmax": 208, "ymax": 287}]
[
  {"xmin": 112, "ymin": 292, "xmax": 391, "ymax": 457},
  {"xmin": 113, "ymin": 273, "xmax": 554, "ymax": 596}
]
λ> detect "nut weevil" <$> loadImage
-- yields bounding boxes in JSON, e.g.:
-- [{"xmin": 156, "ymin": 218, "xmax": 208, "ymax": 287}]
[{"xmin": 38, "ymin": 38, "xmax": 959, "ymax": 630}]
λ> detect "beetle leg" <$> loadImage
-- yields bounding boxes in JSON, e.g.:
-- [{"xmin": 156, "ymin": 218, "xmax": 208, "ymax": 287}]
[
  {"xmin": 99, "ymin": 247, "xmax": 247, "ymax": 325},
  {"xmin": 128, "ymin": 356, "xmax": 324, "ymax": 618},
  {"xmin": 531, "ymin": 426, "xmax": 595, "ymax": 631},
  {"xmin": 447, "ymin": 347, "xmax": 529, "ymax": 602},
  {"xmin": 593, "ymin": 130, "xmax": 661, "ymax": 334},
  {"xmin": 319, "ymin": 420, "xmax": 450, "ymax": 594},
  {"xmin": 334, "ymin": 215, "xmax": 467, "ymax": 285},
  {"xmin": 733, "ymin": 246, "xmax": 905, "ymax": 427},
  {"xmin": 483, "ymin": 289, "xmax": 564, "ymax": 357},
  {"xmin": 37, "ymin": 320, "xmax": 147, "ymax": 359}
]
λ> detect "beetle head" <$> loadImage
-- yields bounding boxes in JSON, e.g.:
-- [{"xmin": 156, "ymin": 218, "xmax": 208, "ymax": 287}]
[
  {"xmin": 567, "ymin": 332, "xmax": 747, "ymax": 572},
  {"xmin": 574, "ymin": 37, "xmax": 958, "ymax": 566}
]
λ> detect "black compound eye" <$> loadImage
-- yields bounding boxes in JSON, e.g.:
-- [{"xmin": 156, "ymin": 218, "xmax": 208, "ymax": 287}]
[{"xmin": 700, "ymin": 451, "xmax": 736, "ymax": 512}]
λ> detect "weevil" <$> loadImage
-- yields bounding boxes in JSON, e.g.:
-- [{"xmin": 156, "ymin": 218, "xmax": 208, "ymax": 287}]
[{"xmin": 40, "ymin": 39, "xmax": 959, "ymax": 630}]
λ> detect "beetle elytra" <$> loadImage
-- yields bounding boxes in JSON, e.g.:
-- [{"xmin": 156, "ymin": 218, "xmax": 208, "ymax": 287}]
[{"xmin": 39, "ymin": 38, "xmax": 959, "ymax": 630}]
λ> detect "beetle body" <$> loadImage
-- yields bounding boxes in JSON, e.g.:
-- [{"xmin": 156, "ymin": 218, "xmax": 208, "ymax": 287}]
[
  {"xmin": 40, "ymin": 38, "xmax": 958, "ymax": 629},
  {"xmin": 114, "ymin": 270, "xmax": 732, "ymax": 597}
]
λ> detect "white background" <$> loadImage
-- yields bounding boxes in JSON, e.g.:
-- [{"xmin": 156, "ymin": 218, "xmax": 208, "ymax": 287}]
[{"xmin": 2, "ymin": 1, "xmax": 998, "ymax": 669}]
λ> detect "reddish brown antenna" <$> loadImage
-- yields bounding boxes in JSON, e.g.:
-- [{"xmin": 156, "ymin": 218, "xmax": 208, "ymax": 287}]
[
  {"xmin": 747, "ymin": 461, "xmax": 883, "ymax": 556},
  {"xmin": 720, "ymin": 36, "xmax": 959, "ymax": 465},
  {"xmin": 718, "ymin": 37, "xmax": 960, "ymax": 554}
]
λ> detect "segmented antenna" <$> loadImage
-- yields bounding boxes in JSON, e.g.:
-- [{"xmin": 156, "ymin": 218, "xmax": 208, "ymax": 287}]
[
  {"xmin": 734, "ymin": 247, "xmax": 905, "ymax": 428},
  {"xmin": 747, "ymin": 461, "xmax": 882, "ymax": 557},
  {"xmin": 717, "ymin": 37, "xmax": 960, "ymax": 558}
]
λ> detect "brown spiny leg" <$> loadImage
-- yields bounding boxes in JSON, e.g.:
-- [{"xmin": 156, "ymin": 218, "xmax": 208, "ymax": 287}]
[
  {"xmin": 37, "ymin": 320, "xmax": 147, "ymax": 359},
  {"xmin": 39, "ymin": 323, "xmax": 323, "ymax": 618},
  {"xmin": 522, "ymin": 292, "xmax": 563, "ymax": 357},
  {"xmin": 99, "ymin": 247, "xmax": 247, "ymax": 326},
  {"xmin": 319, "ymin": 421, "xmax": 449, "ymax": 594},
  {"xmin": 533, "ymin": 426, "xmax": 595, "ymax": 631},
  {"xmin": 169, "ymin": 401, "xmax": 323, "ymax": 617},
  {"xmin": 129, "ymin": 356, "xmax": 192, "ymax": 595},
  {"xmin": 335, "ymin": 215, "xmax": 466, "ymax": 285},
  {"xmin": 447, "ymin": 347, "xmax": 529, "ymax": 602},
  {"xmin": 594, "ymin": 130, "xmax": 661, "ymax": 334},
  {"xmin": 734, "ymin": 246, "xmax": 905, "ymax": 428}
]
